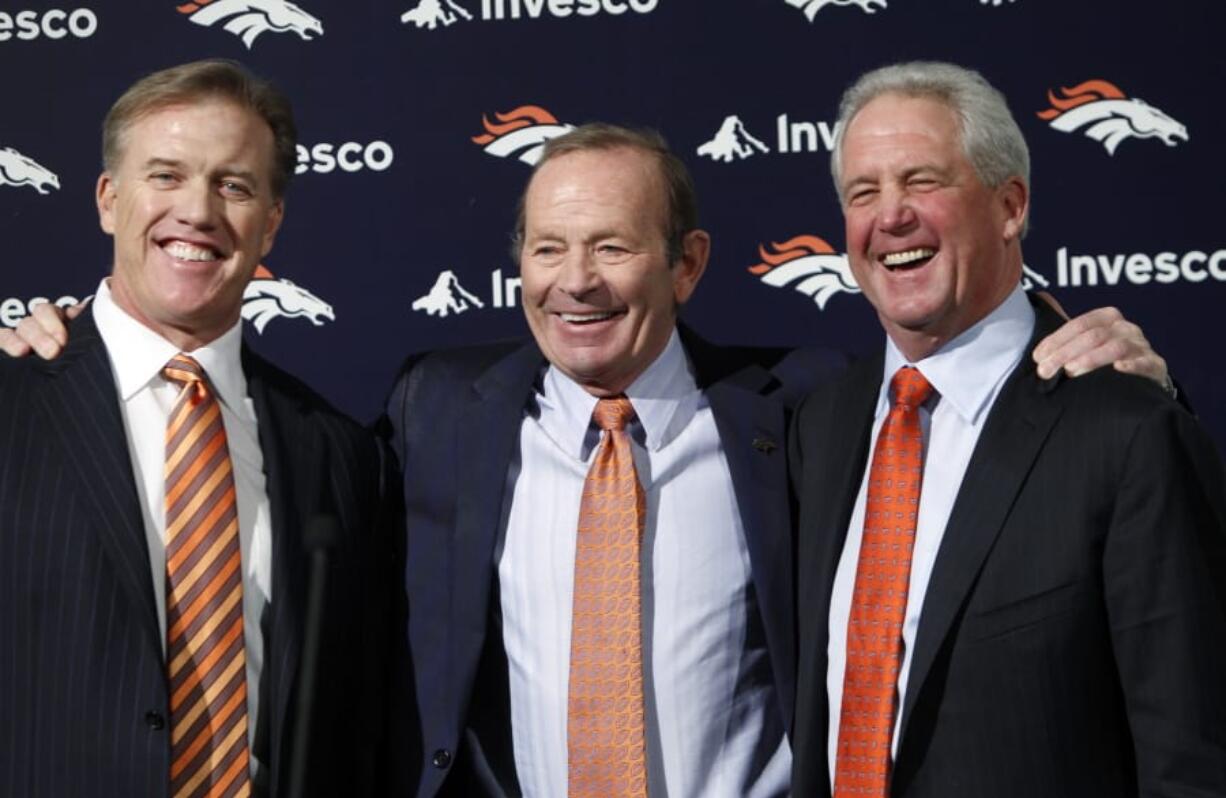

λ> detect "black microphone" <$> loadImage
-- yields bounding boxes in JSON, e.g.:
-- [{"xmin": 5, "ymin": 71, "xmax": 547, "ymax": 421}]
[{"xmin": 288, "ymin": 514, "xmax": 340, "ymax": 798}]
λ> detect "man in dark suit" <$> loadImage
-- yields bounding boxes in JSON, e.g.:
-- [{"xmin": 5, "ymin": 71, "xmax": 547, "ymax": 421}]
[
  {"xmin": 2, "ymin": 120, "xmax": 1175, "ymax": 796},
  {"xmin": 383, "ymin": 123, "xmax": 1176, "ymax": 797},
  {"xmin": 0, "ymin": 60, "xmax": 396, "ymax": 797},
  {"xmin": 790, "ymin": 61, "xmax": 1226, "ymax": 797}
]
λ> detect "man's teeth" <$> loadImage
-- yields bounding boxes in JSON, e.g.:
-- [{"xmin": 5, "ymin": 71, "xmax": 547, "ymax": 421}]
[
  {"xmin": 560, "ymin": 311, "xmax": 617, "ymax": 323},
  {"xmin": 163, "ymin": 241, "xmax": 219, "ymax": 262},
  {"xmin": 882, "ymin": 248, "xmax": 936, "ymax": 267}
]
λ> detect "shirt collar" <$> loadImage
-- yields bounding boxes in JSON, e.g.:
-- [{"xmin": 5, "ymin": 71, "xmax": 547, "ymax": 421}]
[
  {"xmin": 879, "ymin": 284, "xmax": 1035, "ymax": 424},
  {"xmin": 92, "ymin": 277, "xmax": 248, "ymax": 411},
  {"xmin": 535, "ymin": 329, "xmax": 700, "ymax": 460}
]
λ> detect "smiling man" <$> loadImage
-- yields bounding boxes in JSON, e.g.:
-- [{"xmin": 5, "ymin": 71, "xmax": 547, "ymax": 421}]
[
  {"xmin": 0, "ymin": 60, "xmax": 395, "ymax": 798},
  {"xmin": 383, "ymin": 122, "xmax": 1174, "ymax": 798},
  {"xmin": 790, "ymin": 62, "xmax": 1226, "ymax": 798}
]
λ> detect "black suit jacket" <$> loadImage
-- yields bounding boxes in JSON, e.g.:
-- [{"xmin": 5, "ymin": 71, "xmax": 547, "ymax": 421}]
[
  {"xmin": 0, "ymin": 308, "xmax": 399, "ymax": 798},
  {"xmin": 790, "ymin": 301, "xmax": 1226, "ymax": 797},
  {"xmin": 382, "ymin": 328, "xmax": 846, "ymax": 796}
]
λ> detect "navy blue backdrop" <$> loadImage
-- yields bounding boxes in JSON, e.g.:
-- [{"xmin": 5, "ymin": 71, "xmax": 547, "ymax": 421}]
[{"xmin": 2, "ymin": 0, "xmax": 1223, "ymax": 451}]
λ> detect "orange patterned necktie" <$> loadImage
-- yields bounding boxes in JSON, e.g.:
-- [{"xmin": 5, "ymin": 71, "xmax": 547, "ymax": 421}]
[
  {"xmin": 567, "ymin": 396, "xmax": 648, "ymax": 798},
  {"xmin": 834, "ymin": 366, "xmax": 933, "ymax": 798},
  {"xmin": 162, "ymin": 354, "xmax": 252, "ymax": 798}
]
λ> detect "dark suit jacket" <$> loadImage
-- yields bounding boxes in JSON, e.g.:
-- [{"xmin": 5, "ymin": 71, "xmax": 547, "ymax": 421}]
[
  {"xmin": 382, "ymin": 328, "xmax": 846, "ymax": 796},
  {"xmin": 0, "ymin": 308, "xmax": 399, "ymax": 798},
  {"xmin": 790, "ymin": 301, "xmax": 1226, "ymax": 797}
]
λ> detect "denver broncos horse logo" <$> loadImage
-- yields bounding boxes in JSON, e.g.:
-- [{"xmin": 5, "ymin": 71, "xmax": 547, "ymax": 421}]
[
  {"xmin": 0, "ymin": 146, "xmax": 60, "ymax": 195},
  {"xmin": 784, "ymin": 0, "xmax": 886, "ymax": 21},
  {"xmin": 177, "ymin": 0, "xmax": 323, "ymax": 49},
  {"xmin": 242, "ymin": 266, "xmax": 335, "ymax": 333},
  {"xmin": 472, "ymin": 106, "xmax": 574, "ymax": 166},
  {"xmin": 749, "ymin": 235, "xmax": 860, "ymax": 310},
  {"xmin": 1038, "ymin": 79, "xmax": 1188, "ymax": 156}
]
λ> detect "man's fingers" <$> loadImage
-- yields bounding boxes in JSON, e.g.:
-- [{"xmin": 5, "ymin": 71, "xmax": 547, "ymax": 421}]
[
  {"xmin": 13, "ymin": 313, "xmax": 66, "ymax": 360},
  {"xmin": 64, "ymin": 302, "xmax": 86, "ymax": 321},
  {"xmin": 1032, "ymin": 306, "xmax": 1124, "ymax": 363},
  {"xmin": 30, "ymin": 302, "xmax": 71, "ymax": 344},
  {"xmin": 0, "ymin": 328, "xmax": 34, "ymax": 358},
  {"xmin": 1113, "ymin": 352, "xmax": 1169, "ymax": 384}
]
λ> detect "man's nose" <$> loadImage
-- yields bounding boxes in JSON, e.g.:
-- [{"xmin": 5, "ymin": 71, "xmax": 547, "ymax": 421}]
[
  {"xmin": 556, "ymin": 249, "xmax": 602, "ymax": 298},
  {"xmin": 175, "ymin": 179, "xmax": 220, "ymax": 227},
  {"xmin": 877, "ymin": 187, "xmax": 918, "ymax": 234}
]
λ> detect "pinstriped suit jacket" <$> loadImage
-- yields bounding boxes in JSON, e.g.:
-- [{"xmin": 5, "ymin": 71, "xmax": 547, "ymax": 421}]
[
  {"xmin": 790, "ymin": 300, "xmax": 1226, "ymax": 797},
  {"xmin": 0, "ymin": 308, "xmax": 400, "ymax": 797}
]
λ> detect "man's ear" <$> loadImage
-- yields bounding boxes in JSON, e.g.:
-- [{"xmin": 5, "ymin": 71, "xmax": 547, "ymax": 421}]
[
  {"xmin": 96, "ymin": 172, "xmax": 117, "ymax": 235},
  {"xmin": 672, "ymin": 229, "xmax": 711, "ymax": 305},
  {"xmin": 999, "ymin": 176, "xmax": 1028, "ymax": 243},
  {"xmin": 259, "ymin": 199, "xmax": 285, "ymax": 258}
]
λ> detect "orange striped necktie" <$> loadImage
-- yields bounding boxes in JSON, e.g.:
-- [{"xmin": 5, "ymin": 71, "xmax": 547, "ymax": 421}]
[
  {"xmin": 567, "ymin": 396, "xmax": 648, "ymax": 798},
  {"xmin": 834, "ymin": 366, "xmax": 933, "ymax": 798},
  {"xmin": 162, "ymin": 354, "xmax": 252, "ymax": 798}
]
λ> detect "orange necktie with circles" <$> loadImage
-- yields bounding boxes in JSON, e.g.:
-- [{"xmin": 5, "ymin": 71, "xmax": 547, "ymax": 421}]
[
  {"xmin": 834, "ymin": 366, "xmax": 934, "ymax": 798},
  {"xmin": 162, "ymin": 354, "xmax": 252, "ymax": 798},
  {"xmin": 567, "ymin": 396, "xmax": 648, "ymax": 798}
]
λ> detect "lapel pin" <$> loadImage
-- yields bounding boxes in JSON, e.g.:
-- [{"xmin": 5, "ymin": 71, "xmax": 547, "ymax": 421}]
[{"xmin": 752, "ymin": 436, "xmax": 777, "ymax": 454}]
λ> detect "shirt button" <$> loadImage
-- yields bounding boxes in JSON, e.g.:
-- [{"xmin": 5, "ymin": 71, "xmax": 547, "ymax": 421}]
[
  {"xmin": 431, "ymin": 749, "xmax": 451, "ymax": 769},
  {"xmin": 145, "ymin": 711, "xmax": 166, "ymax": 730}
]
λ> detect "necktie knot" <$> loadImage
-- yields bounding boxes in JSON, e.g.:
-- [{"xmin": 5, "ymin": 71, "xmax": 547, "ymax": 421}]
[
  {"xmin": 592, "ymin": 396, "xmax": 635, "ymax": 432},
  {"xmin": 162, "ymin": 353, "xmax": 206, "ymax": 388},
  {"xmin": 890, "ymin": 366, "xmax": 933, "ymax": 410}
]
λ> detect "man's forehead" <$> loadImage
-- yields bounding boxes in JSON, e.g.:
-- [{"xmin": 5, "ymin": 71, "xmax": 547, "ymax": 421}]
[
  {"xmin": 524, "ymin": 147, "xmax": 667, "ymax": 223},
  {"xmin": 116, "ymin": 100, "xmax": 274, "ymax": 166}
]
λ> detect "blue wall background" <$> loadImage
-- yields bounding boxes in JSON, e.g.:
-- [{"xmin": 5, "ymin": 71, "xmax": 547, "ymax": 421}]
[{"xmin": 2, "ymin": 0, "xmax": 1223, "ymax": 452}]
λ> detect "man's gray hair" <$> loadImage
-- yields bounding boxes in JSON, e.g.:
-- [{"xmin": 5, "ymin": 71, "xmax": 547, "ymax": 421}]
[{"xmin": 831, "ymin": 61, "xmax": 1030, "ymax": 210}]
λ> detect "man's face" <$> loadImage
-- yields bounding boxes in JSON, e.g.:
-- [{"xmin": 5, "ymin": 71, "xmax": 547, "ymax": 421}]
[
  {"xmin": 839, "ymin": 93, "xmax": 1026, "ymax": 359},
  {"xmin": 97, "ymin": 98, "xmax": 284, "ymax": 349},
  {"xmin": 519, "ymin": 147, "xmax": 707, "ymax": 396}
]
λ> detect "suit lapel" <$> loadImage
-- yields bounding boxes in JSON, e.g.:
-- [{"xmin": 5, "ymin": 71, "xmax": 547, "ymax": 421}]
[
  {"xmin": 452, "ymin": 343, "xmax": 544, "ymax": 670},
  {"xmin": 897, "ymin": 304, "xmax": 1066, "ymax": 746},
  {"xmin": 37, "ymin": 308, "xmax": 161, "ymax": 655},
  {"xmin": 797, "ymin": 354, "xmax": 879, "ymax": 788},
  {"xmin": 243, "ymin": 347, "xmax": 320, "ymax": 785},
  {"xmin": 700, "ymin": 353, "xmax": 796, "ymax": 721}
]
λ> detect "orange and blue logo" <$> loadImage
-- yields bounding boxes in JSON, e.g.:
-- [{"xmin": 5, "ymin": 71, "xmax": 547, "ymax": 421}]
[
  {"xmin": 472, "ymin": 105, "xmax": 574, "ymax": 165},
  {"xmin": 176, "ymin": 0, "xmax": 323, "ymax": 48},
  {"xmin": 241, "ymin": 265, "xmax": 334, "ymax": 333},
  {"xmin": 1038, "ymin": 79, "xmax": 1188, "ymax": 156},
  {"xmin": 749, "ymin": 235, "xmax": 859, "ymax": 310}
]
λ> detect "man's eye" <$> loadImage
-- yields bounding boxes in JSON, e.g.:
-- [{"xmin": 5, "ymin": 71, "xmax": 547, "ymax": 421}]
[
  {"xmin": 530, "ymin": 245, "xmax": 562, "ymax": 261},
  {"xmin": 220, "ymin": 181, "xmax": 253, "ymax": 198},
  {"xmin": 848, "ymin": 188, "xmax": 877, "ymax": 205},
  {"xmin": 150, "ymin": 172, "xmax": 178, "ymax": 185},
  {"xmin": 594, "ymin": 245, "xmax": 632, "ymax": 263}
]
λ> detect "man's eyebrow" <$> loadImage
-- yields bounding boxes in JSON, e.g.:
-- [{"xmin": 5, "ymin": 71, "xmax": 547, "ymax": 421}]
[
  {"xmin": 140, "ymin": 157, "xmax": 185, "ymax": 171},
  {"xmin": 214, "ymin": 166, "xmax": 262, "ymax": 186}
]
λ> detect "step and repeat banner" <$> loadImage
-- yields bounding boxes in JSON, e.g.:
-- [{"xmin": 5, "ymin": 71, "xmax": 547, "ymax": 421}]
[{"xmin": 2, "ymin": 0, "xmax": 1223, "ymax": 451}]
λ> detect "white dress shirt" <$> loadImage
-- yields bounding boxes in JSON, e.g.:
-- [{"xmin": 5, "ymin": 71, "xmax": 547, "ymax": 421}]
[
  {"xmin": 92, "ymin": 278, "xmax": 273, "ymax": 779},
  {"xmin": 499, "ymin": 330, "xmax": 790, "ymax": 797},
  {"xmin": 827, "ymin": 286, "xmax": 1035, "ymax": 786}
]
